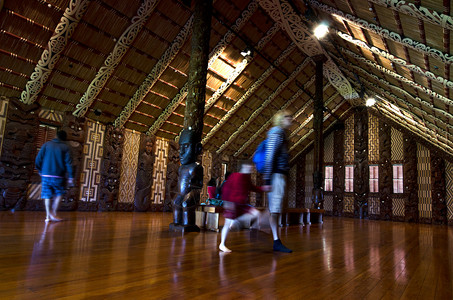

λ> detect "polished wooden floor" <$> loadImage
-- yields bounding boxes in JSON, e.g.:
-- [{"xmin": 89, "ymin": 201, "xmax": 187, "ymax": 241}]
[{"xmin": 0, "ymin": 211, "xmax": 452, "ymax": 299}]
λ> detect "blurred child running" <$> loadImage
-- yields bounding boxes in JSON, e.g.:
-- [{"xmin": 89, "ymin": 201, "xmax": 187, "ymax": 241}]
[{"xmin": 219, "ymin": 160, "xmax": 269, "ymax": 253}]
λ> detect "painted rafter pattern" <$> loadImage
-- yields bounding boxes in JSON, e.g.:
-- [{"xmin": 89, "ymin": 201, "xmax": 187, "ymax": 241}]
[
  {"xmin": 309, "ymin": 0, "xmax": 453, "ymax": 65},
  {"xmin": 114, "ymin": 14, "xmax": 194, "ymax": 128},
  {"xmin": 216, "ymin": 59, "xmax": 307, "ymax": 154},
  {"xmin": 20, "ymin": 0, "xmax": 90, "ymax": 104},
  {"xmin": 336, "ymin": 31, "xmax": 453, "ymax": 89},
  {"xmin": 146, "ymin": 0, "xmax": 259, "ymax": 136},
  {"xmin": 204, "ymin": 23, "xmax": 279, "ymax": 112},
  {"xmin": 290, "ymin": 98, "xmax": 346, "ymax": 152},
  {"xmin": 73, "ymin": 0, "xmax": 160, "ymax": 117},
  {"xmin": 258, "ymin": 0, "xmax": 359, "ymax": 101},
  {"xmin": 201, "ymin": 43, "xmax": 297, "ymax": 145},
  {"xmin": 339, "ymin": 47, "xmax": 453, "ymax": 106},
  {"xmin": 289, "ymin": 106, "xmax": 353, "ymax": 164},
  {"xmin": 233, "ymin": 76, "xmax": 320, "ymax": 157},
  {"xmin": 369, "ymin": 0, "xmax": 453, "ymax": 31},
  {"xmin": 340, "ymin": 65, "xmax": 453, "ymax": 144}
]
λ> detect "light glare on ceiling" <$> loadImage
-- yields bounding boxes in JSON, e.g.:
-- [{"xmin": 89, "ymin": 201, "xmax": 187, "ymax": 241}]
[
  {"xmin": 314, "ymin": 23, "xmax": 329, "ymax": 39},
  {"xmin": 366, "ymin": 97, "xmax": 376, "ymax": 106}
]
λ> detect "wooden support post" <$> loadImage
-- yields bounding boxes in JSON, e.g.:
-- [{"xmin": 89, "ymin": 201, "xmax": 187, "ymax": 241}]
[{"xmin": 312, "ymin": 55, "xmax": 326, "ymax": 209}]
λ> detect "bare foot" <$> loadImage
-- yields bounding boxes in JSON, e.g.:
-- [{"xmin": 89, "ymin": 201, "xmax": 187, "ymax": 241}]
[
  {"xmin": 219, "ymin": 245, "xmax": 232, "ymax": 253},
  {"xmin": 46, "ymin": 215, "xmax": 63, "ymax": 222}
]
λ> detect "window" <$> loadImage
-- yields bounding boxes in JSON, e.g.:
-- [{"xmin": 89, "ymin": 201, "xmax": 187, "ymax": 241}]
[
  {"xmin": 324, "ymin": 166, "xmax": 333, "ymax": 192},
  {"xmin": 369, "ymin": 165, "xmax": 379, "ymax": 193},
  {"xmin": 345, "ymin": 165, "xmax": 354, "ymax": 192},
  {"xmin": 393, "ymin": 164, "xmax": 403, "ymax": 193}
]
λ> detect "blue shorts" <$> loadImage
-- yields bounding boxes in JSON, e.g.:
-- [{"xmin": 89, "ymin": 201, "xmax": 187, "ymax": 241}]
[{"xmin": 41, "ymin": 177, "xmax": 66, "ymax": 199}]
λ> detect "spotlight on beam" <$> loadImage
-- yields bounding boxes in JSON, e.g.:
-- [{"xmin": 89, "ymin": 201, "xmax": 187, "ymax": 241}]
[
  {"xmin": 366, "ymin": 97, "xmax": 376, "ymax": 107},
  {"xmin": 313, "ymin": 23, "xmax": 329, "ymax": 39},
  {"xmin": 240, "ymin": 46, "xmax": 253, "ymax": 57}
]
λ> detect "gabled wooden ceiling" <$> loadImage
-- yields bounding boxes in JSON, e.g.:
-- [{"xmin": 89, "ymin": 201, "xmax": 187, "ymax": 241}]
[{"xmin": 1, "ymin": 0, "xmax": 452, "ymax": 161}]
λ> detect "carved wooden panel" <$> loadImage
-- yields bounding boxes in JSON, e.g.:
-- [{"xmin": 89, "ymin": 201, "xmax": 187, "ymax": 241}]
[
  {"xmin": 379, "ymin": 121, "xmax": 392, "ymax": 220},
  {"xmin": 201, "ymin": 150, "xmax": 213, "ymax": 203},
  {"xmin": 417, "ymin": 143, "xmax": 431, "ymax": 222},
  {"xmin": 79, "ymin": 121, "xmax": 104, "ymax": 208},
  {"xmin": 0, "ymin": 97, "xmax": 8, "ymax": 158},
  {"xmin": 431, "ymin": 152, "xmax": 447, "ymax": 225},
  {"xmin": 404, "ymin": 135, "xmax": 418, "ymax": 222},
  {"xmin": 0, "ymin": 99, "xmax": 39, "ymax": 211},
  {"xmin": 164, "ymin": 140, "xmax": 179, "ymax": 212},
  {"xmin": 98, "ymin": 125, "xmax": 124, "ymax": 212},
  {"xmin": 119, "ymin": 130, "xmax": 140, "ymax": 207},
  {"xmin": 354, "ymin": 107, "xmax": 368, "ymax": 218},
  {"xmin": 38, "ymin": 108, "xmax": 63, "ymax": 123},
  {"xmin": 333, "ymin": 127, "xmax": 344, "ymax": 216},
  {"xmin": 323, "ymin": 132, "xmax": 334, "ymax": 163},
  {"xmin": 344, "ymin": 115, "xmax": 354, "ymax": 163},
  {"xmin": 446, "ymin": 161, "xmax": 453, "ymax": 224},
  {"xmin": 296, "ymin": 155, "xmax": 305, "ymax": 208},
  {"xmin": 151, "ymin": 137, "xmax": 168, "ymax": 206},
  {"xmin": 134, "ymin": 134, "xmax": 155, "ymax": 212},
  {"xmin": 368, "ymin": 113, "xmax": 379, "ymax": 163},
  {"xmin": 305, "ymin": 149, "xmax": 314, "ymax": 208}
]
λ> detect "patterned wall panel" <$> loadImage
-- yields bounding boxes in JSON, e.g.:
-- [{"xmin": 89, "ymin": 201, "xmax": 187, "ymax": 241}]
[
  {"xmin": 391, "ymin": 127, "xmax": 404, "ymax": 161},
  {"xmin": 323, "ymin": 132, "xmax": 334, "ymax": 163},
  {"xmin": 79, "ymin": 121, "xmax": 105, "ymax": 202},
  {"xmin": 368, "ymin": 113, "xmax": 379, "ymax": 163},
  {"xmin": 324, "ymin": 194, "xmax": 333, "ymax": 212},
  {"xmin": 0, "ymin": 97, "xmax": 8, "ymax": 157},
  {"xmin": 119, "ymin": 130, "xmax": 140, "ymax": 203},
  {"xmin": 250, "ymin": 168, "xmax": 257, "ymax": 206},
  {"xmin": 368, "ymin": 196, "xmax": 380, "ymax": 215},
  {"xmin": 446, "ymin": 161, "xmax": 453, "ymax": 222},
  {"xmin": 344, "ymin": 196, "xmax": 354, "ymax": 213},
  {"xmin": 287, "ymin": 164, "xmax": 297, "ymax": 208},
  {"xmin": 344, "ymin": 115, "xmax": 354, "ymax": 163},
  {"xmin": 38, "ymin": 108, "xmax": 63, "ymax": 123},
  {"xmin": 305, "ymin": 150, "xmax": 314, "ymax": 208},
  {"xmin": 417, "ymin": 143, "xmax": 432, "ymax": 219},
  {"xmin": 201, "ymin": 150, "xmax": 213, "ymax": 203},
  {"xmin": 392, "ymin": 196, "xmax": 405, "ymax": 217},
  {"xmin": 151, "ymin": 137, "xmax": 168, "ymax": 204}
]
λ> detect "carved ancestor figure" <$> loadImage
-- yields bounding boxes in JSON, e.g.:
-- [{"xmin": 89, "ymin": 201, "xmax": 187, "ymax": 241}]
[
  {"xmin": 134, "ymin": 135, "xmax": 155, "ymax": 211},
  {"xmin": 171, "ymin": 129, "xmax": 203, "ymax": 227},
  {"xmin": 98, "ymin": 126, "xmax": 124, "ymax": 211},
  {"xmin": 164, "ymin": 140, "xmax": 179, "ymax": 212}
]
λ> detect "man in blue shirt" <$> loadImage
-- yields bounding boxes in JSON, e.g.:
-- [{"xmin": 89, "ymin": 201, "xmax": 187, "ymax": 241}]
[{"xmin": 35, "ymin": 130, "xmax": 74, "ymax": 222}]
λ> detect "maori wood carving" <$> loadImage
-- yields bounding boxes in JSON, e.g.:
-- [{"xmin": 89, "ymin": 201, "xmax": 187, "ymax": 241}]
[
  {"xmin": 60, "ymin": 112, "xmax": 86, "ymax": 211},
  {"xmin": 354, "ymin": 107, "xmax": 368, "ymax": 218},
  {"xmin": 98, "ymin": 125, "xmax": 124, "ymax": 212},
  {"xmin": 431, "ymin": 153, "xmax": 447, "ymax": 225},
  {"xmin": 0, "ymin": 99, "xmax": 39, "ymax": 211},
  {"xmin": 164, "ymin": 140, "xmax": 179, "ymax": 212},
  {"xmin": 333, "ymin": 127, "xmax": 344, "ymax": 216},
  {"xmin": 379, "ymin": 121, "xmax": 392, "ymax": 220},
  {"xmin": 403, "ymin": 135, "xmax": 418, "ymax": 222},
  {"xmin": 134, "ymin": 134, "xmax": 156, "ymax": 212}
]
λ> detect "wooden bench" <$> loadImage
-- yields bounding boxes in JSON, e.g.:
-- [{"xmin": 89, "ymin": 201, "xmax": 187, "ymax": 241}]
[
  {"xmin": 280, "ymin": 208, "xmax": 325, "ymax": 226},
  {"xmin": 196, "ymin": 205, "xmax": 223, "ymax": 232}
]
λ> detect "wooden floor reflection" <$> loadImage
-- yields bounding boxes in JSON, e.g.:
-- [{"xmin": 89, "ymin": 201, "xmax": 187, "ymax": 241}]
[{"xmin": 0, "ymin": 211, "xmax": 452, "ymax": 299}]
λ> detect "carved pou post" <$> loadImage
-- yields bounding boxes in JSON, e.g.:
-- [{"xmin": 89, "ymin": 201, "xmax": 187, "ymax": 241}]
[{"xmin": 170, "ymin": 129, "xmax": 203, "ymax": 232}]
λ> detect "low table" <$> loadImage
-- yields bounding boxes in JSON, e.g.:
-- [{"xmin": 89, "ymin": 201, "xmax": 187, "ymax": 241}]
[{"xmin": 196, "ymin": 205, "xmax": 223, "ymax": 232}]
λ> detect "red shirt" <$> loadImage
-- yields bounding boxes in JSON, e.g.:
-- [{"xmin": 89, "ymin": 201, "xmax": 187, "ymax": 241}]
[{"xmin": 221, "ymin": 173, "xmax": 263, "ymax": 205}]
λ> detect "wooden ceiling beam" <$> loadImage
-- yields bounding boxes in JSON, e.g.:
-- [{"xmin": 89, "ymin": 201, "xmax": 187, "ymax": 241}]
[
  {"xmin": 145, "ymin": 0, "xmax": 259, "ymax": 136},
  {"xmin": 73, "ymin": 0, "xmax": 160, "ymax": 117},
  {"xmin": 216, "ymin": 57, "xmax": 307, "ymax": 154},
  {"xmin": 201, "ymin": 44, "xmax": 297, "ymax": 146},
  {"xmin": 20, "ymin": 0, "xmax": 90, "ymax": 105},
  {"xmin": 309, "ymin": 0, "xmax": 453, "ymax": 66},
  {"xmin": 259, "ymin": 0, "xmax": 359, "ymax": 102}
]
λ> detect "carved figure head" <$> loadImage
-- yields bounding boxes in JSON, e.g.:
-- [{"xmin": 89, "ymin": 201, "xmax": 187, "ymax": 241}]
[{"xmin": 179, "ymin": 129, "xmax": 201, "ymax": 165}]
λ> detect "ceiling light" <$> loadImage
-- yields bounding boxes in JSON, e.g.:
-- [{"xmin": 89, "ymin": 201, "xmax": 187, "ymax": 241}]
[
  {"xmin": 366, "ymin": 97, "xmax": 376, "ymax": 106},
  {"xmin": 240, "ymin": 47, "xmax": 253, "ymax": 57},
  {"xmin": 314, "ymin": 23, "xmax": 329, "ymax": 39}
]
